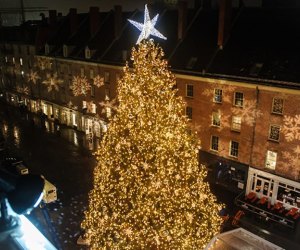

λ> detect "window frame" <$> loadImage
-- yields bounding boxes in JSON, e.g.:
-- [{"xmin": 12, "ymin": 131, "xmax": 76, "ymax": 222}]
[
  {"xmin": 211, "ymin": 135, "xmax": 219, "ymax": 151},
  {"xmin": 229, "ymin": 140, "xmax": 239, "ymax": 158},
  {"xmin": 272, "ymin": 98, "xmax": 284, "ymax": 115},
  {"xmin": 212, "ymin": 111, "xmax": 221, "ymax": 127},
  {"xmin": 214, "ymin": 88, "xmax": 222, "ymax": 103},
  {"xmin": 234, "ymin": 92, "xmax": 244, "ymax": 107},
  {"xmin": 231, "ymin": 116, "xmax": 241, "ymax": 132},
  {"xmin": 186, "ymin": 106, "xmax": 192, "ymax": 120},
  {"xmin": 265, "ymin": 150, "xmax": 277, "ymax": 170},
  {"xmin": 186, "ymin": 84, "xmax": 194, "ymax": 98},
  {"xmin": 104, "ymin": 71, "xmax": 110, "ymax": 83},
  {"xmin": 268, "ymin": 124, "xmax": 280, "ymax": 142}
]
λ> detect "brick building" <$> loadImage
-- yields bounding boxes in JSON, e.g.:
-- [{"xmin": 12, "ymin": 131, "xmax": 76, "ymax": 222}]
[{"xmin": 1, "ymin": 1, "xmax": 300, "ymax": 217}]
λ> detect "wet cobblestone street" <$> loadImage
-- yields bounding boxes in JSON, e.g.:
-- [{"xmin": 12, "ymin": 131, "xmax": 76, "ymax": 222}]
[{"xmin": 0, "ymin": 102, "xmax": 96, "ymax": 250}]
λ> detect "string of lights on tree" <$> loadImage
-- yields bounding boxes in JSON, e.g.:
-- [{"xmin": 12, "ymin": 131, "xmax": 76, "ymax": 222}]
[{"xmin": 82, "ymin": 5, "xmax": 222, "ymax": 249}]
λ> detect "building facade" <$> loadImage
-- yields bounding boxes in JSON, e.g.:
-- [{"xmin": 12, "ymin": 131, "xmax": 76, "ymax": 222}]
[{"xmin": 1, "ymin": 1, "xmax": 300, "ymax": 213}]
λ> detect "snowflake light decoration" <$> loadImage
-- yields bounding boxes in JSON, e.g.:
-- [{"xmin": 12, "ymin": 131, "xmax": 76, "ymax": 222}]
[
  {"xmin": 71, "ymin": 76, "xmax": 91, "ymax": 96},
  {"xmin": 86, "ymin": 101, "xmax": 95, "ymax": 113},
  {"xmin": 93, "ymin": 75, "xmax": 104, "ymax": 88},
  {"xmin": 27, "ymin": 70, "xmax": 40, "ymax": 84},
  {"xmin": 128, "ymin": 4, "xmax": 167, "ymax": 44},
  {"xmin": 42, "ymin": 73, "xmax": 63, "ymax": 92},
  {"xmin": 282, "ymin": 115, "xmax": 300, "ymax": 142},
  {"xmin": 16, "ymin": 86, "xmax": 30, "ymax": 95},
  {"xmin": 36, "ymin": 57, "xmax": 52, "ymax": 70},
  {"xmin": 231, "ymin": 100, "xmax": 263, "ymax": 126}
]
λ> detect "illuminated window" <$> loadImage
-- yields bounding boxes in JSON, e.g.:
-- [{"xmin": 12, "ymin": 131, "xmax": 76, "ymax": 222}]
[
  {"xmin": 234, "ymin": 92, "xmax": 244, "ymax": 107},
  {"xmin": 82, "ymin": 101, "xmax": 87, "ymax": 109},
  {"xmin": 272, "ymin": 98, "xmax": 284, "ymax": 114},
  {"xmin": 186, "ymin": 106, "xmax": 192, "ymax": 119},
  {"xmin": 211, "ymin": 136, "xmax": 219, "ymax": 151},
  {"xmin": 104, "ymin": 71, "xmax": 110, "ymax": 83},
  {"xmin": 5, "ymin": 56, "xmax": 8, "ymax": 63},
  {"xmin": 91, "ymin": 103, "xmax": 96, "ymax": 113},
  {"xmin": 265, "ymin": 150, "xmax": 277, "ymax": 170},
  {"xmin": 231, "ymin": 116, "xmax": 241, "ymax": 131},
  {"xmin": 186, "ymin": 84, "xmax": 193, "ymax": 97},
  {"xmin": 105, "ymin": 88, "xmax": 110, "ymax": 100},
  {"xmin": 212, "ymin": 112, "xmax": 221, "ymax": 127},
  {"xmin": 269, "ymin": 125, "xmax": 280, "ymax": 141},
  {"xmin": 230, "ymin": 141, "xmax": 239, "ymax": 157},
  {"xmin": 214, "ymin": 89, "xmax": 222, "ymax": 103},
  {"xmin": 19, "ymin": 58, "xmax": 23, "ymax": 66},
  {"xmin": 106, "ymin": 107, "xmax": 111, "ymax": 118},
  {"xmin": 12, "ymin": 57, "xmax": 15, "ymax": 64}
]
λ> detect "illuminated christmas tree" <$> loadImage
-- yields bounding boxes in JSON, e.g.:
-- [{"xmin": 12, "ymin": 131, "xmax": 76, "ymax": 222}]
[{"xmin": 81, "ymin": 39, "xmax": 222, "ymax": 249}]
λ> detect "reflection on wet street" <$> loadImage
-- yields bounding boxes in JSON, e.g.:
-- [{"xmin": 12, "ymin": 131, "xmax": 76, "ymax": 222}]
[{"xmin": 0, "ymin": 103, "xmax": 96, "ymax": 250}]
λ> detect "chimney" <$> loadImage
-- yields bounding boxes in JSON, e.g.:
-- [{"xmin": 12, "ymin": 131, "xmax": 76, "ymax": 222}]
[
  {"xmin": 217, "ymin": 0, "xmax": 232, "ymax": 49},
  {"xmin": 178, "ymin": 1, "xmax": 187, "ymax": 40},
  {"xmin": 114, "ymin": 5, "xmax": 122, "ymax": 38},
  {"xmin": 48, "ymin": 10, "xmax": 57, "ymax": 25},
  {"xmin": 89, "ymin": 7, "xmax": 100, "ymax": 37},
  {"xmin": 69, "ymin": 8, "xmax": 78, "ymax": 35}
]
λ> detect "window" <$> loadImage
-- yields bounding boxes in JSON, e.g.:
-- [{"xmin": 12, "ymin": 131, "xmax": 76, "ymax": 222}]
[
  {"xmin": 85, "ymin": 47, "xmax": 91, "ymax": 59},
  {"xmin": 186, "ymin": 106, "xmax": 192, "ymax": 119},
  {"xmin": 12, "ymin": 57, "xmax": 15, "ymax": 65},
  {"xmin": 45, "ymin": 44, "xmax": 49, "ymax": 55},
  {"xmin": 214, "ymin": 89, "xmax": 222, "ymax": 103},
  {"xmin": 63, "ymin": 45, "xmax": 68, "ymax": 57},
  {"xmin": 272, "ymin": 98, "xmax": 284, "ymax": 114},
  {"xmin": 106, "ymin": 107, "xmax": 112, "ymax": 118},
  {"xmin": 80, "ymin": 68, "xmax": 85, "ymax": 77},
  {"xmin": 91, "ymin": 85, "xmax": 95, "ymax": 97},
  {"xmin": 230, "ymin": 141, "xmax": 239, "ymax": 157},
  {"xmin": 122, "ymin": 50, "xmax": 128, "ymax": 61},
  {"xmin": 82, "ymin": 101, "xmax": 87, "ymax": 109},
  {"xmin": 186, "ymin": 84, "xmax": 194, "ymax": 97},
  {"xmin": 269, "ymin": 125, "xmax": 280, "ymax": 141},
  {"xmin": 91, "ymin": 103, "xmax": 96, "ymax": 114},
  {"xmin": 211, "ymin": 136, "xmax": 219, "ymax": 151},
  {"xmin": 105, "ymin": 88, "xmax": 110, "ymax": 100},
  {"xmin": 231, "ymin": 116, "xmax": 241, "ymax": 131},
  {"xmin": 5, "ymin": 56, "xmax": 8, "ymax": 63},
  {"xmin": 90, "ymin": 69, "xmax": 94, "ymax": 79},
  {"xmin": 234, "ymin": 92, "xmax": 244, "ymax": 107},
  {"xmin": 212, "ymin": 111, "xmax": 221, "ymax": 127},
  {"xmin": 265, "ymin": 150, "xmax": 277, "ymax": 170},
  {"xmin": 19, "ymin": 58, "xmax": 23, "ymax": 66},
  {"xmin": 104, "ymin": 71, "xmax": 110, "ymax": 83}
]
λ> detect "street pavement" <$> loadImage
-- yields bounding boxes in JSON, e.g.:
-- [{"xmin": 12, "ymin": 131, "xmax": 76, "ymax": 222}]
[{"xmin": 1, "ymin": 102, "xmax": 300, "ymax": 250}]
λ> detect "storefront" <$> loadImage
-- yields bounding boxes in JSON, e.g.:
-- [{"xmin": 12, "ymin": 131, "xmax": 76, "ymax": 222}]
[
  {"xmin": 246, "ymin": 167, "xmax": 300, "ymax": 209},
  {"xmin": 199, "ymin": 151, "xmax": 248, "ymax": 193}
]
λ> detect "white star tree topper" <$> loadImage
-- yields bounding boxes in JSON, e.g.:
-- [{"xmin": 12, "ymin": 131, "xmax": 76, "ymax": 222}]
[{"xmin": 128, "ymin": 4, "xmax": 167, "ymax": 44}]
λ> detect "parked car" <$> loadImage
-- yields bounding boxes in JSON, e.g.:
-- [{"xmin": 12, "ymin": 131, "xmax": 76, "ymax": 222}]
[{"xmin": 0, "ymin": 157, "xmax": 29, "ymax": 176}]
